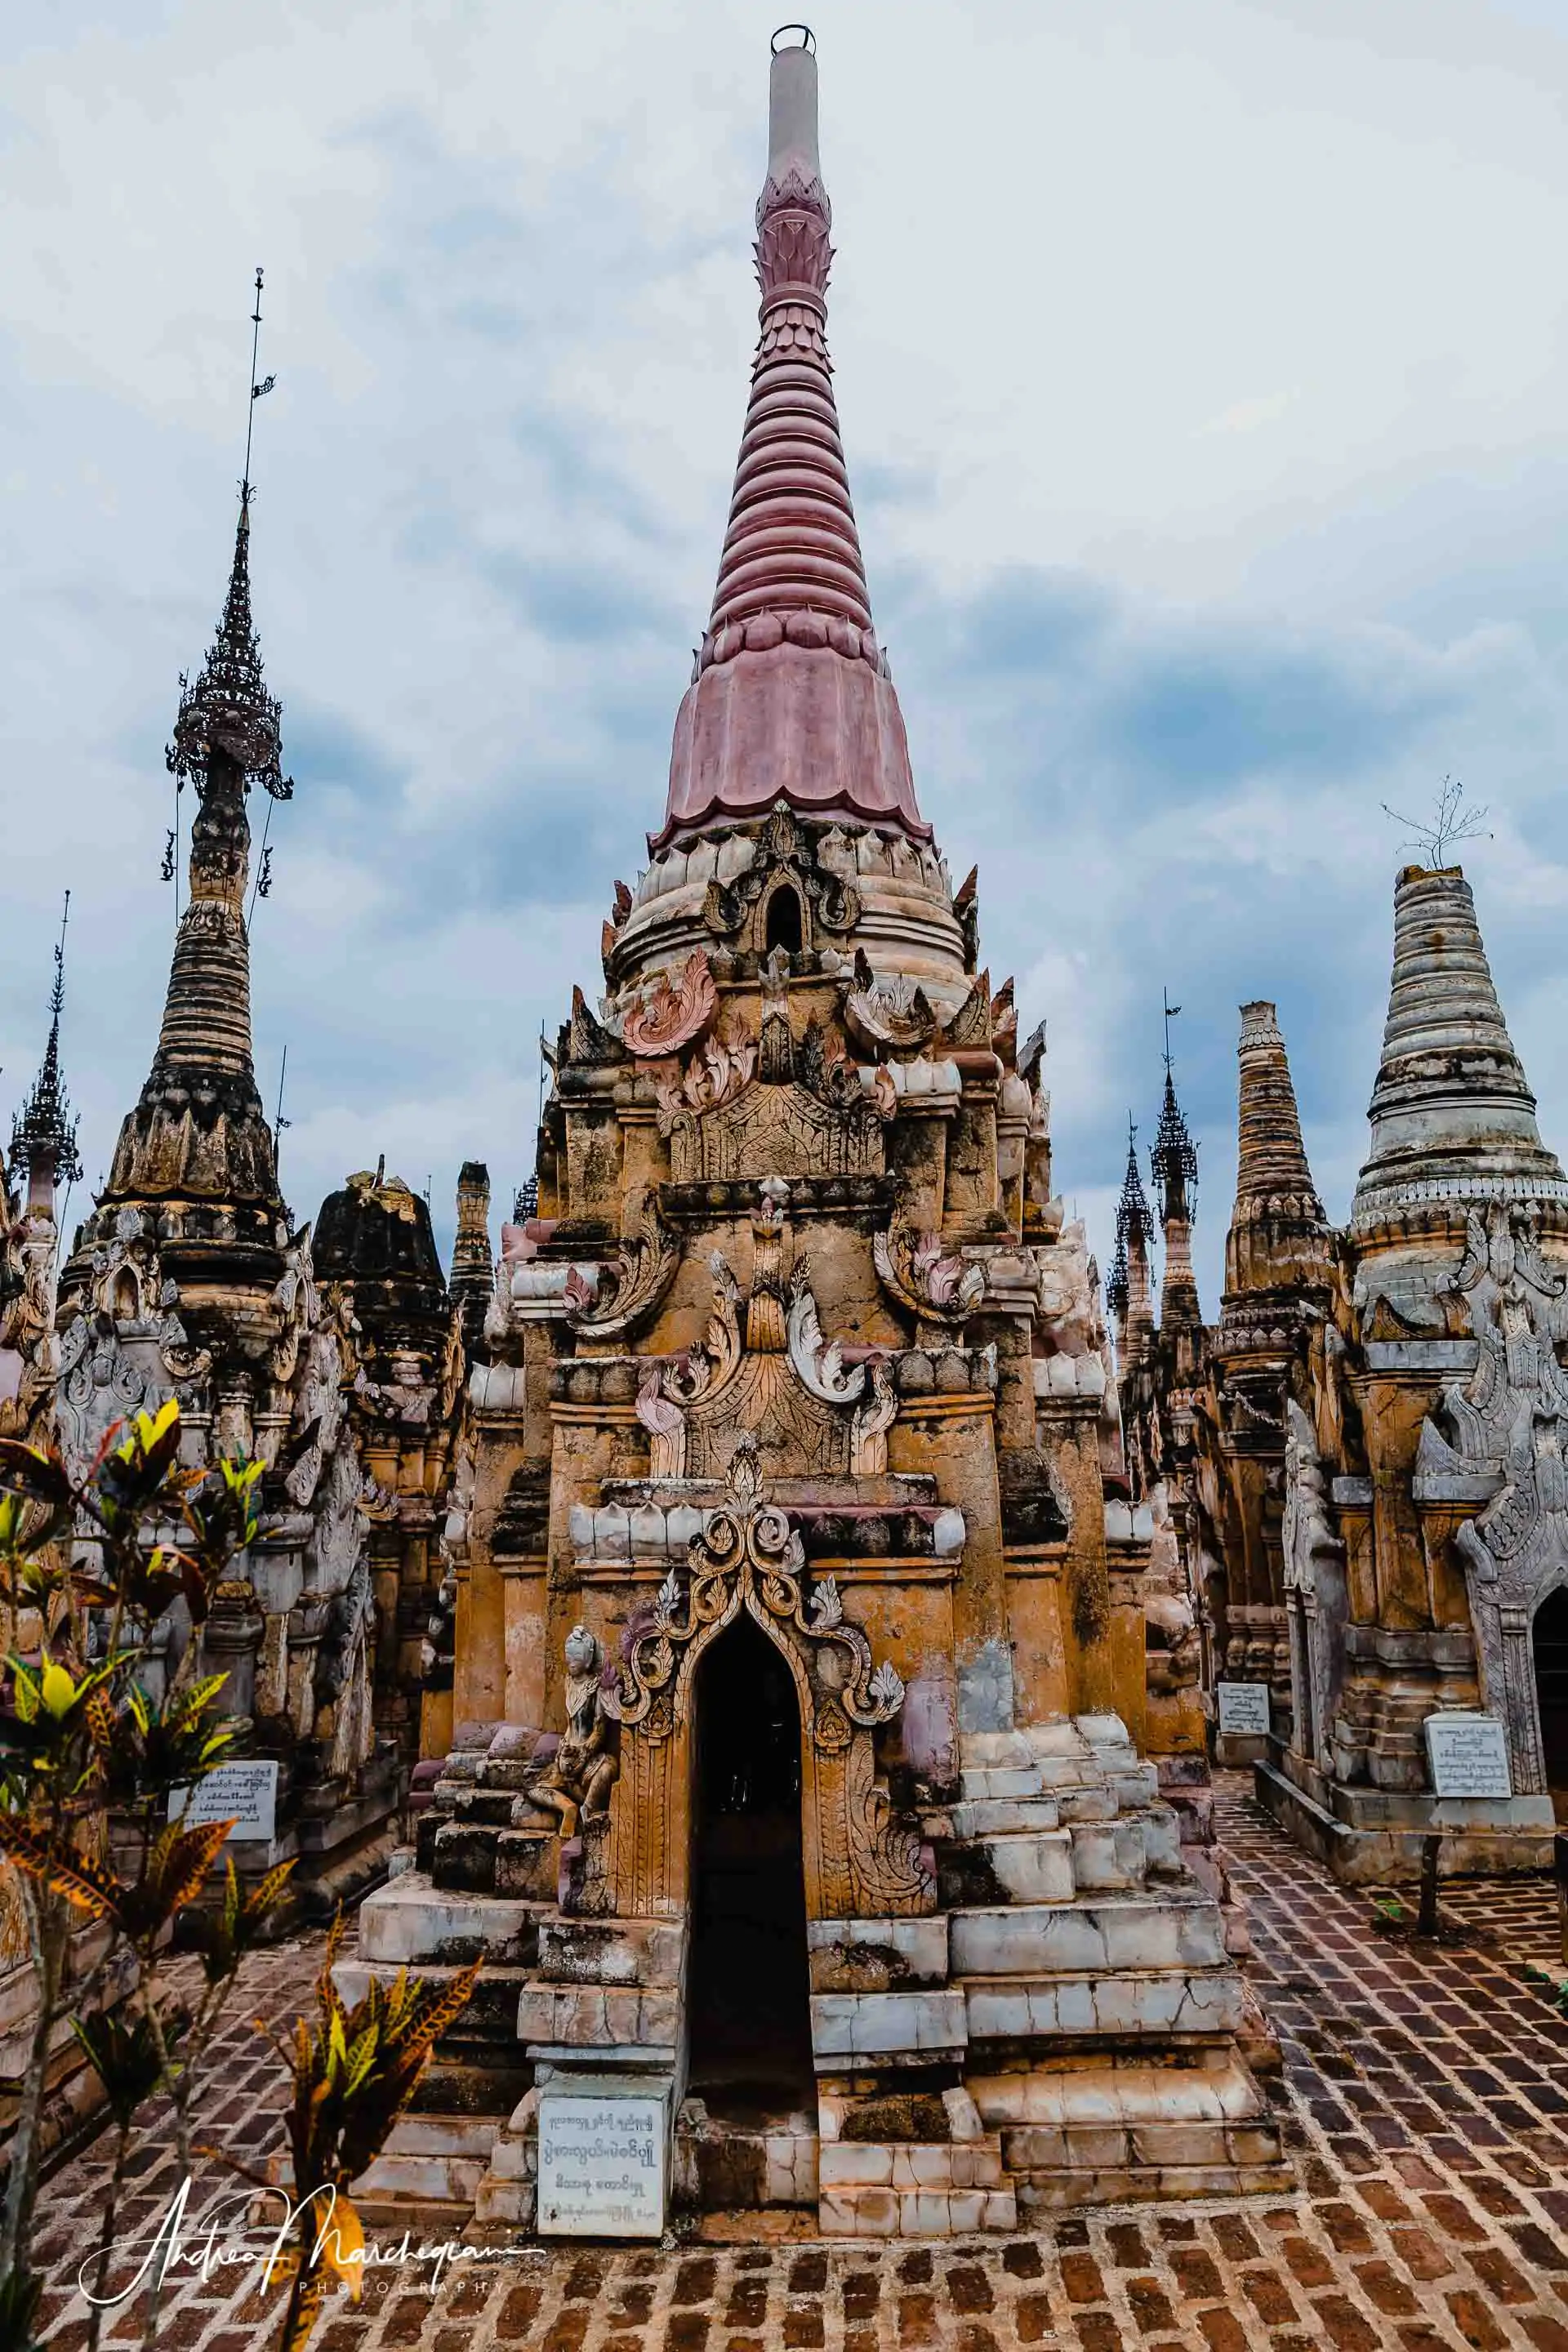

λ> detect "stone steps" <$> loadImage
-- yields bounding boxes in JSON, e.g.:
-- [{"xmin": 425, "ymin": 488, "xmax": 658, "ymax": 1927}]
[
  {"xmin": 808, "ymin": 1987, "xmax": 968, "ymax": 2068},
  {"xmin": 354, "ymin": 1874, "xmax": 543, "ymax": 1967},
  {"xmin": 957, "ymin": 1765, "xmax": 1045, "ymax": 1802},
  {"xmin": 938, "ymin": 1827, "xmax": 1075, "ymax": 1908},
  {"xmin": 1067, "ymin": 1810, "xmax": 1182, "ymax": 1891},
  {"xmin": 949, "ymin": 1888, "xmax": 1228, "ymax": 1979},
  {"xmin": 817, "ymin": 2083, "xmax": 1018, "ymax": 2237},
  {"xmin": 964, "ymin": 1965, "xmax": 1247, "ymax": 2040},
  {"xmin": 966, "ymin": 2051, "xmax": 1288, "ymax": 2213},
  {"xmin": 949, "ymin": 1795, "xmax": 1061, "ymax": 1838}
]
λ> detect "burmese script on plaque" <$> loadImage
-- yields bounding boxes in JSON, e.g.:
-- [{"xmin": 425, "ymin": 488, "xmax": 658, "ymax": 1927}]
[
  {"xmin": 1216, "ymin": 1682, "xmax": 1271, "ymax": 1737},
  {"xmin": 1424, "ymin": 1711, "xmax": 1512, "ymax": 1800},
  {"xmin": 537, "ymin": 2094, "xmax": 666, "ymax": 2237},
  {"xmin": 166, "ymin": 1757, "xmax": 279, "ymax": 1841}
]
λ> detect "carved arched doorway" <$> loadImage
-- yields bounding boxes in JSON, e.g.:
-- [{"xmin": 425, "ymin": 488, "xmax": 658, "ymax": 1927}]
[
  {"xmin": 1533, "ymin": 1584, "xmax": 1568, "ymax": 1822},
  {"xmin": 687, "ymin": 1612, "xmax": 813, "ymax": 2109}
]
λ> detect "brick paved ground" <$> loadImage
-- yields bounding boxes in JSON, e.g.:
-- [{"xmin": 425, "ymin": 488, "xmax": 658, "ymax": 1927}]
[{"xmin": 29, "ymin": 1775, "xmax": 1568, "ymax": 2351}]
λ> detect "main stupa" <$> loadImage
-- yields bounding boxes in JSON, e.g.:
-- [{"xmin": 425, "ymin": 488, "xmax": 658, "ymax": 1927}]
[{"xmin": 347, "ymin": 31, "xmax": 1283, "ymax": 2238}]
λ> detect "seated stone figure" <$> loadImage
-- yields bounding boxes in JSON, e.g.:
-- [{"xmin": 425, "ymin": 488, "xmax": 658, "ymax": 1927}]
[{"xmin": 525, "ymin": 1624, "xmax": 619, "ymax": 1839}]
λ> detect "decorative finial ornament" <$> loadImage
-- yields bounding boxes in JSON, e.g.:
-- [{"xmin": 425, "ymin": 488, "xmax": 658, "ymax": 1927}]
[
  {"xmin": 1150, "ymin": 1031, "xmax": 1198, "ymax": 1227},
  {"xmin": 1160, "ymin": 986, "xmax": 1182, "ymax": 1074},
  {"xmin": 11, "ymin": 892, "xmax": 83, "ymax": 1191},
  {"xmin": 166, "ymin": 267, "xmax": 292, "ymax": 804},
  {"xmin": 1107, "ymin": 1116, "xmax": 1153, "ymax": 1325},
  {"xmin": 1150, "ymin": 1014, "xmax": 1202, "ymax": 1331}
]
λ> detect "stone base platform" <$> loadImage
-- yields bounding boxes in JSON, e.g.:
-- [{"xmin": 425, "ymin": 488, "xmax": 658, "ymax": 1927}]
[
  {"xmin": 343, "ymin": 1712, "xmax": 1286, "ymax": 2240},
  {"xmin": 1254, "ymin": 1751, "xmax": 1557, "ymax": 1883}
]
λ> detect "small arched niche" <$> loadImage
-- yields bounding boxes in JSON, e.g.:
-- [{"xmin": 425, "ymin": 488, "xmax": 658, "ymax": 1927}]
[{"xmin": 762, "ymin": 883, "xmax": 804, "ymax": 959}]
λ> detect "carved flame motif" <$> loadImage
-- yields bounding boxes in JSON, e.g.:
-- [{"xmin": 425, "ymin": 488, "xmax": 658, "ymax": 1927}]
[
  {"xmin": 651, "ymin": 1031, "xmax": 757, "ymax": 1128},
  {"xmin": 562, "ymin": 1194, "xmax": 679, "ymax": 1341},
  {"xmin": 842, "ymin": 951, "xmax": 938, "ymax": 1054},
  {"xmin": 874, "ymin": 1226, "xmax": 986, "ymax": 1330},
  {"xmin": 787, "ymin": 1262, "xmax": 866, "ymax": 1405},
  {"xmin": 608, "ymin": 1435, "xmax": 905, "ymax": 1746},
  {"xmin": 621, "ymin": 951, "xmax": 718, "ymax": 1058}
]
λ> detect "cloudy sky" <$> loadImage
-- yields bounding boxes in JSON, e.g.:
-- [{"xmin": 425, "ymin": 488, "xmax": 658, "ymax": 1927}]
[{"xmin": 4, "ymin": 0, "xmax": 1568, "ymax": 1303}]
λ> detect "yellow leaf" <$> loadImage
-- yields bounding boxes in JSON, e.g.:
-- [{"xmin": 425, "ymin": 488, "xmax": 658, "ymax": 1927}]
[
  {"xmin": 314, "ymin": 2193, "xmax": 365, "ymax": 2299},
  {"xmin": 40, "ymin": 1661, "xmax": 76, "ymax": 1718},
  {"xmin": 147, "ymin": 1398, "xmax": 180, "ymax": 1446}
]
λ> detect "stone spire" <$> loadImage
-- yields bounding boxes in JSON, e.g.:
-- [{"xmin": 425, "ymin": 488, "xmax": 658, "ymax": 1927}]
[
  {"xmin": 1223, "ymin": 1000, "xmax": 1333, "ymax": 1296},
  {"xmin": 1351, "ymin": 865, "xmax": 1567, "ymax": 1236},
  {"xmin": 655, "ymin": 32, "xmax": 929, "ymax": 849},
  {"xmin": 10, "ymin": 895, "xmax": 82, "ymax": 1214},
  {"xmin": 101, "ymin": 490, "xmax": 293, "ymax": 1217},
  {"xmin": 450, "ymin": 1160, "xmax": 493, "ymax": 1353},
  {"xmin": 1151, "ymin": 1067, "xmax": 1200, "ymax": 1333},
  {"xmin": 1107, "ymin": 1121, "xmax": 1156, "ymax": 1366}
]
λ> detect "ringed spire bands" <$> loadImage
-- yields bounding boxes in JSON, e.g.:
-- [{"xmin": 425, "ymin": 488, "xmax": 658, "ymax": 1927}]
[
  {"xmin": 656, "ymin": 37, "xmax": 929, "ymax": 849},
  {"xmin": 1352, "ymin": 863, "xmax": 1568, "ymax": 1232}
]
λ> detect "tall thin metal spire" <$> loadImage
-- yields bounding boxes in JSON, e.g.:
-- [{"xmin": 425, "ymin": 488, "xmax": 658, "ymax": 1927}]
[
  {"xmin": 243, "ymin": 265, "xmax": 276, "ymax": 501},
  {"xmin": 100, "ymin": 273, "xmax": 293, "ymax": 1217},
  {"xmin": 1161, "ymin": 986, "xmax": 1182, "ymax": 1074}
]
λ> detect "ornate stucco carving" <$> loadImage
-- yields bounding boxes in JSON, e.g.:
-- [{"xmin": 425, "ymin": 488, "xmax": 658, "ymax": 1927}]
[
  {"xmin": 873, "ymin": 1227, "xmax": 984, "ymax": 1333},
  {"xmin": 621, "ymin": 951, "xmax": 719, "ymax": 1058},
  {"xmin": 1281, "ymin": 1400, "xmax": 1349, "ymax": 1769},
  {"xmin": 1414, "ymin": 1204, "xmax": 1568, "ymax": 1792},
  {"xmin": 610, "ymin": 1439, "xmax": 906, "ymax": 1744},
  {"xmin": 699, "ymin": 804, "xmax": 862, "ymax": 943},
  {"xmin": 666, "ymin": 1076, "xmax": 884, "ymax": 1184},
  {"xmin": 650, "ymin": 1031, "xmax": 757, "ymax": 1127},
  {"xmin": 842, "ymin": 951, "xmax": 938, "ymax": 1054},
  {"xmin": 0, "ymin": 1204, "xmax": 60, "ymax": 1441},
  {"xmin": 562, "ymin": 1195, "xmax": 679, "ymax": 1340},
  {"xmin": 527, "ymin": 1625, "xmax": 621, "ymax": 1840}
]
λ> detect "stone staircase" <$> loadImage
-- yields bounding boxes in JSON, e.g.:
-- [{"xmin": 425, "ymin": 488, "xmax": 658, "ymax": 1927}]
[
  {"xmin": 345, "ymin": 1711, "xmax": 1286, "ymax": 2234},
  {"xmin": 926, "ymin": 1716, "xmax": 1285, "ymax": 2216}
]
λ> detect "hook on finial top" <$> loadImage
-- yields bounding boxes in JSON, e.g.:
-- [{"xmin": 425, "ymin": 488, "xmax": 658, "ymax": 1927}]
[{"xmin": 772, "ymin": 23, "xmax": 815, "ymax": 52}]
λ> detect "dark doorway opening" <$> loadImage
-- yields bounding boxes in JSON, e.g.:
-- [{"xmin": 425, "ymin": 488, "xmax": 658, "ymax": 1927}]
[
  {"xmin": 1534, "ymin": 1584, "xmax": 1568, "ymax": 1823},
  {"xmin": 687, "ymin": 1612, "xmax": 813, "ymax": 2117},
  {"xmin": 764, "ymin": 885, "xmax": 804, "ymax": 957}
]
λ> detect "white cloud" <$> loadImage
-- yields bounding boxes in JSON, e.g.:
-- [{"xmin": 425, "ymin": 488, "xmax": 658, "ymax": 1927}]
[
  {"xmin": 1202, "ymin": 393, "xmax": 1297, "ymax": 437},
  {"xmin": 3, "ymin": 0, "xmax": 1568, "ymax": 1311}
]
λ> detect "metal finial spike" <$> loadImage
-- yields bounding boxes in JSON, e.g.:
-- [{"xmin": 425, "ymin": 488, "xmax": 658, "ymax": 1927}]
[
  {"xmin": 272, "ymin": 1042, "xmax": 291, "ymax": 1171},
  {"xmin": 242, "ymin": 264, "xmax": 276, "ymax": 497},
  {"xmin": 1161, "ymin": 986, "xmax": 1183, "ymax": 1074},
  {"xmin": 51, "ymin": 890, "xmax": 70, "ymax": 1019}
]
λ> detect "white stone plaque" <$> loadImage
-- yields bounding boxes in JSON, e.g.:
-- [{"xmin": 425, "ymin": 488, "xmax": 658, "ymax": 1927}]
[
  {"xmin": 1217, "ymin": 1682, "xmax": 1271, "ymax": 1736},
  {"xmin": 537, "ymin": 2093, "xmax": 666, "ymax": 2238},
  {"xmin": 1425, "ymin": 1711, "xmax": 1512, "ymax": 1800},
  {"xmin": 167, "ymin": 1758, "xmax": 279, "ymax": 1842}
]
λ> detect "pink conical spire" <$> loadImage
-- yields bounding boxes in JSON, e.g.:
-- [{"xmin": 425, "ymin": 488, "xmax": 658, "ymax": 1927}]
[{"xmin": 654, "ymin": 33, "xmax": 929, "ymax": 849}]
